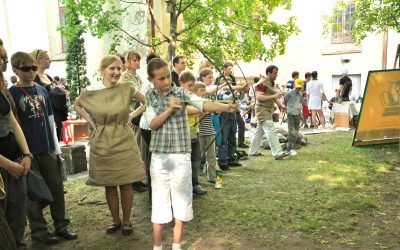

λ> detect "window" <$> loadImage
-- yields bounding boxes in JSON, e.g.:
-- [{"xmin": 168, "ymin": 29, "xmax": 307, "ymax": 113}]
[
  {"xmin": 332, "ymin": 2, "xmax": 355, "ymax": 44},
  {"xmin": 59, "ymin": 4, "xmax": 67, "ymax": 53},
  {"xmin": 332, "ymin": 74, "xmax": 361, "ymax": 98}
]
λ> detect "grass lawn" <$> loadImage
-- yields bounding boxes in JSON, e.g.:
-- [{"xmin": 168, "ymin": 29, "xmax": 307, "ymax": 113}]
[{"xmin": 26, "ymin": 131, "xmax": 400, "ymax": 249}]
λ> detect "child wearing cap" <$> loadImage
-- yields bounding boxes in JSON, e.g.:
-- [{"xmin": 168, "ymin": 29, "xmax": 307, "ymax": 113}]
[{"xmin": 283, "ymin": 79, "xmax": 305, "ymax": 156}]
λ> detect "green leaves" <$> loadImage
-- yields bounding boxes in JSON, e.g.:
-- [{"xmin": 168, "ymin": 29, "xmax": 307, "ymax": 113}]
[
  {"xmin": 58, "ymin": 0, "xmax": 299, "ymax": 71},
  {"xmin": 60, "ymin": 0, "xmax": 91, "ymax": 101},
  {"xmin": 179, "ymin": 0, "xmax": 298, "ymax": 68},
  {"xmin": 324, "ymin": 0, "xmax": 400, "ymax": 43}
]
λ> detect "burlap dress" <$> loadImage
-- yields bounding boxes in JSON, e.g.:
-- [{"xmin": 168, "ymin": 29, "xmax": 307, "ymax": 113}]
[{"xmin": 79, "ymin": 82, "xmax": 145, "ymax": 186}]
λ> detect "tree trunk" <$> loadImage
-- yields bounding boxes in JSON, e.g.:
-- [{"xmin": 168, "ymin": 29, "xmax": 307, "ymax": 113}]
[
  {"xmin": 0, "ymin": 207, "xmax": 17, "ymax": 250},
  {"xmin": 168, "ymin": 0, "xmax": 178, "ymax": 61}
]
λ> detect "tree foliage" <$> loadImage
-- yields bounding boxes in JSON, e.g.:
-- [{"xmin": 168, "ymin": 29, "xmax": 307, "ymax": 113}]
[
  {"xmin": 59, "ymin": 0, "xmax": 298, "ymax": 69},
  {"xmin": 324, "ymin": 0, "xmax": 400, "ymax": 42},
  {"xmin": 60, "ymin": 5, "xmax": 90, "ymax": 101}
]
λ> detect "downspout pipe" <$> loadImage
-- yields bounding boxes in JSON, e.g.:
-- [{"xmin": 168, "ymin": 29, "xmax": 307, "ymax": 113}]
[{"xmin": 382, "ymin": 28, "xmax": 388, "ymax": 70}]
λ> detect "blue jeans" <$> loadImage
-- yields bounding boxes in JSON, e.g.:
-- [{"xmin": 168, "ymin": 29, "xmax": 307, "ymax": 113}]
[
  {"xmin": 191, "ymin": 137, "xmax": 201, "ymax": 186},
  {"xmin": 218, "ymin": 113, "xmax": 237, "ymax": 165}
]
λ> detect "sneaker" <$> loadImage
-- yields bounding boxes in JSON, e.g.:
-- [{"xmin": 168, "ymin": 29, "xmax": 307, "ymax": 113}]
[
  {"xmin": 219, "ymin": 165, "xmax": 230, "ymax": 171},
  {"xmin": 228, "ymin": 162, "xmax": 242, "ymax": 167},
  {"xmin": 193, "ymin": 185, "xmax": 207, "ymax": 195},
  {"xmin": 132, "ymin": 182, "xmax": 148, "ymax": 193},
  {"xmin": 288, "ymin": 149, "xmax": 297, "ymax": 156},
  {"xmin": 274, "ymin": 151, "xmax": 289, "ymax": 160},
  {"xmin": 237, "ymin": 143, "xmax": 249, "ymax": 148},
  {"xmin": 249, "ymin": 152, "xmax": 264, "ymax": 157},
  {"xmin": 304, "ymin": 124, "xmax": 309, "ymax": 128}
]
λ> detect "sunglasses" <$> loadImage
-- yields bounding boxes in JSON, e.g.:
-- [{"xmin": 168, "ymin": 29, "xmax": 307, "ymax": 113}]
[{"xmin": 16, "ymin": 65, "xmax": 38, "ymax": 72}]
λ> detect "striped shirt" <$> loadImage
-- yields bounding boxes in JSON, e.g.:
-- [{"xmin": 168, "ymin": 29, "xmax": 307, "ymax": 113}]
[{"xmin": 199, "ymin": 114, "xmax": 215, "ymax": 136}]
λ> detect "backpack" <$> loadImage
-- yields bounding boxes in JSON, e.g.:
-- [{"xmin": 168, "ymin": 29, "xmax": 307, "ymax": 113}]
[{"xmin": 48, "ymin": 86, "xmax": 69, "ymax": 121}]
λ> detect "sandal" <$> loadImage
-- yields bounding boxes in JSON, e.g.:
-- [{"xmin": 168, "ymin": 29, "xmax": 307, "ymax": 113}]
[
  {"xmin": 122, "ymin": 223, "xmax": 133, "ymax": 236},
  {"xmin": 106, "ymin": 222, "xmax": 121, "ymax": 234}
]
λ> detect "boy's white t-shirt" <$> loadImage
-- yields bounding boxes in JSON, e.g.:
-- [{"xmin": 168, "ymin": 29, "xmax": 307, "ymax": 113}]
[{"xmin": 139, "ymin": 81, "xmax": 154, "ymax": 130}]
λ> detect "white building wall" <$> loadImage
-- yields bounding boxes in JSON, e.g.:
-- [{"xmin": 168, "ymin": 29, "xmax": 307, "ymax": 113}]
[
  {"xmin": 1, "ymin": 0, "xmax": 399, "ymax": 93},
  {"xmin": 235, "ymin": 0, "xmax": 400, "ymax": 99},
  {"xmin": 0, "ymin": 0, "xmax": 150, "ymax": 84},
  {"xmin": 1, "ymin": 0, "xmax": 65, "ymax": 79}
]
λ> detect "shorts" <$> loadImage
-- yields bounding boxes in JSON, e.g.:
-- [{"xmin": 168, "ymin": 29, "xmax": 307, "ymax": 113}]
[
  {"xmin": 150, "ymin": 153, "xmax": 193, "ymax": 224},
  {"xmin": 308, "ymin": 96, "xmax": 322, "ymax": 110}
]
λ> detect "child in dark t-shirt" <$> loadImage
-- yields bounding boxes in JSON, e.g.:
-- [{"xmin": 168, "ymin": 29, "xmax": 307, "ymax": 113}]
[{"xmin": 9, "ymin": 51, "xmax": 76, "ymax": 242}]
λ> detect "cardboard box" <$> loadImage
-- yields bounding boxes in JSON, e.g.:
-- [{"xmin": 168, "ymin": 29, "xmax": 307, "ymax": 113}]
[{"xmin": 333, "ymin": 113, "xmax": 350, "ymax": 128}]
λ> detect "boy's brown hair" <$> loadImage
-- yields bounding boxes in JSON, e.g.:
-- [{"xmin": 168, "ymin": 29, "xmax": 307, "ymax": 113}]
[
  {"xmin": 11, "ymin": 52, "xmax": 36, "ymax": 68},
  {"xmin": 199, "ymin": 68, "xmax": 213, "ymax": 79},
  {"xmin": 193, "ymin": 82, "xmax": 206, "ymax": 93},
  {"xmin": 179, "ymin": 71, "xmax": 195, "ymax": 84}
]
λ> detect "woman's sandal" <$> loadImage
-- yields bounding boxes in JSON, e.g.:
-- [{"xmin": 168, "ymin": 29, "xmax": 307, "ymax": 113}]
[
  {"xmin": 106, "ymin": 222, "xmax": 121, "ymax": 234},
  {"xmin": 122, "ymin": 223, "xmax": 133, "ymax": 236}
]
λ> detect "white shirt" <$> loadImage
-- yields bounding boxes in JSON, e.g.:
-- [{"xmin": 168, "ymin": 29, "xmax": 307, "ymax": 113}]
[
  {"xmin": 306, "ymin": 80, "xmax": 324, "ymax": 98},
  {"xmin": 248, "ymin": 82, "xmax": 261, "ymax": 99},
  {"xmin": 139, "ymin": 81, "xmax": 154, "ymax": 130}
]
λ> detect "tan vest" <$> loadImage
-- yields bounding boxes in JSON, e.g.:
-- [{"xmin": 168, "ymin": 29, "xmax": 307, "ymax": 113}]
[{"xmin": 255, "ymin": 78, "xmax": 277, "ymax": 122}]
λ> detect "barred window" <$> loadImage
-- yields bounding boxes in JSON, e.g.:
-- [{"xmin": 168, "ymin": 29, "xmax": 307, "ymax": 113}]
[{"xmin": 332, "ymin": 3, "xmax": 355, "ymax": 44}]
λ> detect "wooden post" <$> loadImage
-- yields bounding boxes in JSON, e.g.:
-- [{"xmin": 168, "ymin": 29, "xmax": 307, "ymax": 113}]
[{"xmin": 382, "ymin": 28, "xmax": 388, "ymax": 70}]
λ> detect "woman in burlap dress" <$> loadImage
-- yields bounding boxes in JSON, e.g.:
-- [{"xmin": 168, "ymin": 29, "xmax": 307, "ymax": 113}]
[{"xmin": 74, "ymin": 55, "xmax": 146, "ymax": 236}]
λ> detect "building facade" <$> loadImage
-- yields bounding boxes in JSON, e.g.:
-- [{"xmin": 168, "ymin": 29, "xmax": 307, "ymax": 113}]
[
  {"xmin": 1, "ymin": 0, "xmax": 398, "ymax": 98},
  {"xmin": 235, "ymin": 0, "xmax": 400, "ymax": 99}
]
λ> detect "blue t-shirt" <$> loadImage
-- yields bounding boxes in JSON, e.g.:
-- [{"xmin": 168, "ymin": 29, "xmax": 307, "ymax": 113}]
[
  {"xmin": 9, "ymin": 83, "xmax": 55, "ymax": 154},
  {"xmin": 286, "ymin": 80, "xmax": 294, "ymax": 92}
]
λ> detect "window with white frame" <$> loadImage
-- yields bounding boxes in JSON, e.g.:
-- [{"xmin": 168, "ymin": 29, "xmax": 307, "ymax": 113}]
[
  {"xmin": 332, "ymin": 2, "xmax": 355, "ymax": 44},
  {"xmin": 59, "ymin": 3, "xmax": 67, "ymax": 53}
]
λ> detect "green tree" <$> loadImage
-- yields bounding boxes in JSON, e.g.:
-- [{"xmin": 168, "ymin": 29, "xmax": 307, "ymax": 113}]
[
  {"xmin": 59, "ymin": 0, "xmax": 298, "ymax": 69},
  {"xmin": 324, "ymin": 0, "xmax": 400, "ymax": 42},
  {"xmin": 59, "ymin": 4, "xmax": 90, "ymax": 101}
]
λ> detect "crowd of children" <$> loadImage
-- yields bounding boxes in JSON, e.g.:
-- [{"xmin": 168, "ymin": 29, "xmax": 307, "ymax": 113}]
[{"xmin": 0, "ymin": 38, "xmax": 346, "ymax": 250}]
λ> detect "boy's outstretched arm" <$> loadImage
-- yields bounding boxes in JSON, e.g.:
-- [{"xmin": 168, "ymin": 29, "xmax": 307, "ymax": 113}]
[{"xmin": 202, "ymin": 101, "xmax": 238, "ymax": 114}]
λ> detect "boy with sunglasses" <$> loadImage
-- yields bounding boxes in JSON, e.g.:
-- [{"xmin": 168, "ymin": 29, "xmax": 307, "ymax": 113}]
[{"xmin": 9, "ymin": 52, "xmax": 77, "ymax": 244}]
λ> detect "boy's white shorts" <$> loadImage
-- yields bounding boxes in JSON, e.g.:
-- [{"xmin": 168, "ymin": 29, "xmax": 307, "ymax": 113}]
[{"xmin": 150, "ymin": 153, "xmax": 193, "ymax": 224}]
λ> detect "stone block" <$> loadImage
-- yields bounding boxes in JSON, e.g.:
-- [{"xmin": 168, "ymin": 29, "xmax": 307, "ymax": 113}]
[{"xmin": 61, "ymin": 145, "xmax": 87, "ymax": 174}]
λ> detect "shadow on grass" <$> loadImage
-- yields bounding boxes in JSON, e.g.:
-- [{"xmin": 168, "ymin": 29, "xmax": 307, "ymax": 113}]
[{"xmin": 25, "ymin": 132, "xmax": 400, "ymax": 249}]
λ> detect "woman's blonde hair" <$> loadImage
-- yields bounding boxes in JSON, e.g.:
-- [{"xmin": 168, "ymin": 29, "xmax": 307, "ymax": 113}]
[
  {"xmin": 100, "ymin": 55, "xmax": 122, "ymax": 70},
  {"xmin": 0, "ymin": 46, "xmax": 6, "ymax": 90},
  {"xmin": 30, "ymin": 49, "xmax": 48, "ymax": 61},
  {"xmin": 199, "ymin": 60, "xmax": 214, "ymax": 71},
  {"xmin": 125, "ymin": 50, "xmax": 141, "ymax": 62},
  {"xmin": 0, "ymin": 46, "xmax": 6, "ymax": 59}
]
